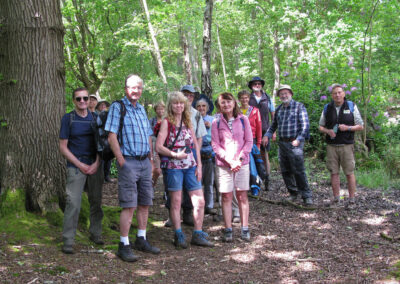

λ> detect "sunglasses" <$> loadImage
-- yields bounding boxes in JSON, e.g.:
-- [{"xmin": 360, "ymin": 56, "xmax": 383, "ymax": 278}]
[
  {"xmin": 75, "ymin": 96, "xmax": 89, "ymax": 102},
  {"xmin": 253, "ymin": 82, "xmax": 262, "ymax": 86}
]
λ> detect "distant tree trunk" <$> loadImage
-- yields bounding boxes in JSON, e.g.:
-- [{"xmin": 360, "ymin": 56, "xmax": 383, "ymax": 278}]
[
  {"xmin": 216, "ymin": 24, "xmax": 228, "ymax": 90},
  {"xmin": 188, "ymin": 30, "xmax": 200, "ymax": 87},
  {"xmin": 257, "ymin": 33, "xmax": 264, "ymax": 74},
  {"xmin": 0, "ymin": 0, "xmax": 65, "ymax": 212},
  {"xmin": 180, "ymin": 28, "xmax": 192, "ymax": 85},
  {"xmin": 139, "ymin": 0, "xmax": 168, "ymax": 88},
  {"xmin": 201, "ymin": 0, "xmax": 213, "ymax": 98},
  {"xmin": 272, "ymin": 28, "xmax": 280, "ymax": 101}
]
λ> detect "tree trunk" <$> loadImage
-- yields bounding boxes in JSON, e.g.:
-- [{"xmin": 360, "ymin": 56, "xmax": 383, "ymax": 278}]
[
  {"xmin": 0, "ymin": 0, "xmax": 66, "ymax": 212},
  {"xmin": 188, "ymin": 30, "xmax": 200, "ymax": 87},
  {"xmin": 139, "ymin": 0, "xmax": 168, "ymax": 88},
  {"xmin": 216, "ymin": 24, "xmax": 228, "ymax": 90},
  {"xmin": 201, "ymin": 0, "xmax": 213, "ymax": 98},
  {"xmin": 180, "ymin": 28, "xmax": 192, "ymax": 85},
  {"xmin": 272, "ymin": 28, "xmax": 280, "ymax": 101}
]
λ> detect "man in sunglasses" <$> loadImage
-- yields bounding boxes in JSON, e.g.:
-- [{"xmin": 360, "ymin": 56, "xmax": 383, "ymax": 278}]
[
  {"xmin": 59, "ymin": 87, "xmax": 104, "ymax": 254},
  {"xmin": 248, "ymin": 76, "xmax": 275, "ymax": 191},
  {"xmin": 105, "ymin": 74, "xmax": 160, "ymax": 262}
]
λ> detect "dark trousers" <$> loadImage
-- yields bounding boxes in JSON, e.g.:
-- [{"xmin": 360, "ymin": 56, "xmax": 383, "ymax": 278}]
[
  {"xmin": 278, "ymin": 141, "xmax": 312, "ymax": 199},
  {"xmin": 104, "ymin": 159, "xmax": 112, "ymax": 179}
]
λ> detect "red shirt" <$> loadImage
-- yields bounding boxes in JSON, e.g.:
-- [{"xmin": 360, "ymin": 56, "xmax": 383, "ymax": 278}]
[{"xmin": 243, "ymin": 106, "xmax": 262, "ymax": 148}]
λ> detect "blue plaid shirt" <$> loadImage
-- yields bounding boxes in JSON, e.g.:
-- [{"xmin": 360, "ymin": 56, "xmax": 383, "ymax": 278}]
[
  {"xmin": 105, "ymin": 97, "xmax": 153, "ymax": 156},
  {"xmin": 265, "ymin": 99, "xmax": 309, "ymax": 141}
]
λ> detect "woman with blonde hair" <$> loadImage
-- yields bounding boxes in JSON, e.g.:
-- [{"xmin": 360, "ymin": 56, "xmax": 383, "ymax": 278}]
[{"xmin": 156, "ymin": 91, "xmax": 213, "ymax": 249}]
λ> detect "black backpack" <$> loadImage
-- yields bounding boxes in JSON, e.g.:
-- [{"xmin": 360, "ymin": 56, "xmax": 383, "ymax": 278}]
[{"xmin": 91, "ymin": 100, "xmax": 126, "ymax": 161}]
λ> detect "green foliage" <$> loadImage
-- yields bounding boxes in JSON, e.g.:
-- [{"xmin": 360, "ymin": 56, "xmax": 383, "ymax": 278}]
[
  {"xmin": 356, "ymin": 166, "xmax": 400, "ymax": 190},
  {"xmin": 383, "ymin": 144, "xmax": 400, "ymax": 178}
]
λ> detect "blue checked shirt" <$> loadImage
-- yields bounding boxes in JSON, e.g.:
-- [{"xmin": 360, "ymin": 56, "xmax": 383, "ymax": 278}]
[
  {"xmin": 265, "ymin": 99, "xmax": 309, "ymax": 141},
  {"xmin": 105, "ymin": 97, "xmax": 153, "ymax": 156}
]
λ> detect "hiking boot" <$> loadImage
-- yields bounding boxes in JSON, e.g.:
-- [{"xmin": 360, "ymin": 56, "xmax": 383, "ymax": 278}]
[
  {"xmin": 222, "ymin": 228, "xmax": 233, "ymax": 243},
  {"xmin": 241, "ymin": 230, "xmax": 251, "ymax": 242},
  {"xmin": 205, "ymin": 208, "xmax": 218, "ymax": 215},
  {"xmin": 191, "ymin": 231, "xmax": 214, "ymax": 247},
  {"xmin": 133, "ymin": 236, "xmax": 160, "ymax": 255},
  {"xmin": 164, "ymin": 218, "xmax": 172, "ymax": 227},
  {"xmin": 304, "ymin": 198, "xmax": 313, "ymax": 206},
  {"xmin": 182, "ymin": 212, "xmax": 194, "ymax": 226},
  {"xmin": 117, "ymin": 242, "xmax": 139, "ymax": 262},
  {"xmin": 89, "ymin": 234, "xmax": 104, "ymax": 245},
  {"xmin": 174, "ymin": 231, "xmax": 188, "ymax": 249},
  {"xmin": 232, "ymin": 216, "xmax": 240, "ymax": 224},
  {"xmin": 327, "ymin": 198, "xmax": 341, "ymax": 208},
  {"xmin": 62, "ymin": 244, "xmax": 74, "ymax": 254},
  {"xmin": 104, "ymin": 176, "xmax": 113, "ymax": 183}
]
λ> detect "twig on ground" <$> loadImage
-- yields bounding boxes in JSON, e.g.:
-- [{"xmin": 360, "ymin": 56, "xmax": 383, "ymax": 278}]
[
  {"xmin": 380, "ymin": 232, "xmax": 400, "ymax": 242},
  {"xmin": 249, "ymin": 195, "xmax": 318, "ymax": 210}
]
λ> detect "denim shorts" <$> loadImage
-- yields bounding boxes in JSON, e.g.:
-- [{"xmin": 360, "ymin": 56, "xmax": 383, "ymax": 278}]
[{"xmin": 165, "ymin": 167, "xmax": 202, "ymax": 192}]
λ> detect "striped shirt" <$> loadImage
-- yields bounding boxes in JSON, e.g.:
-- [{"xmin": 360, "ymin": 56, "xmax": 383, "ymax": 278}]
[
  {"xmin": 105, "ymin": 97, "xmax": 153, "ymax": 156},
  {"xmin": 265, "ymin": 99, "xmax": 309, "ymax": 141}
]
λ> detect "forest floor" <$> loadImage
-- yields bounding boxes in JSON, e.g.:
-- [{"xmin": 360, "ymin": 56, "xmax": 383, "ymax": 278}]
[{"xmin": 1, "ymin": 167, "xmax": 400, "ymax": 283}]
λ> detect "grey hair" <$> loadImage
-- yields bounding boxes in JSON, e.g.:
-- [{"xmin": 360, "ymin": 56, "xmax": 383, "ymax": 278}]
[
  {"xmin": 330, "ymin": 83, "xmax": 344, "ymax": 93},
  {"xmin": 195, "ymin": 98, "xmax": 209, "ymax": 111}
]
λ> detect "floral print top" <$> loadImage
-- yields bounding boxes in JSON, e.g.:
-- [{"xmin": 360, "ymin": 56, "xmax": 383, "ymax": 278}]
[{"xmin": 166, "ymin": 124, "xmax": 196, "ymax": 169}]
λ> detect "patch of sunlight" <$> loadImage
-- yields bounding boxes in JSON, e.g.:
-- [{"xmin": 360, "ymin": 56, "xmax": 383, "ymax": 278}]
[
  {"xmin": 309, "ymin": 220, "xmax": 322, "ymax": 226},
  {"xmin": 294, "ymin": 261, "xmax": 318, "ymax": 272},
  {"xmin": 9, "ymin": 245, "xmax": 22, "ymax": 252},
  {"xmin": 361, "ymin": 216, "xmax": 386, "ymax": 226},
  {"xmin": 135, "ymin": 269, "xmax": 156, "ymax": 277},
  {"xmin": 150, "ymin": 220, "xmax": 165, "ymax": 227},
  {"xmin": 300, "ymin": 212, "xmax": 317, "ymax": 219},
  {"xmin": 265, "ymin": 234, "xmax": 278, "ymax": 240},
  {"xmin": 0, "ymin": 266, "xmax": 7, "ymax": 272},
  {"xmin": 317, "ymin": 223, "xmax": 332, "ymax": 230},
  {"xmin": 230, "ymin": 249, "xmax": 256, "ymax": 263},
  {"xmin": 207, "ymin": 225, "xmax": 225, "ymax": 232},
  {"xmin": 263, "ymin": 250, "xmax": 302, "ymax": 261}
]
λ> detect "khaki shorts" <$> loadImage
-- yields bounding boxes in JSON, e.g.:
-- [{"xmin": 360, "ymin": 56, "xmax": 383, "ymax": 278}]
[
  {"xmin": 216, "ymin": 164, "xmax": 250, "ymax": 193},
  {"xmin": 326, "ymin": 144, "xmax": 355, "ymax": 175}
]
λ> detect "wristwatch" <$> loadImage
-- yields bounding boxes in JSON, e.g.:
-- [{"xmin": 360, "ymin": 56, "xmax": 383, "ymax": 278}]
[{"xmin": 348, "ymin": 126, "xmax": 352, "ymax": 131}]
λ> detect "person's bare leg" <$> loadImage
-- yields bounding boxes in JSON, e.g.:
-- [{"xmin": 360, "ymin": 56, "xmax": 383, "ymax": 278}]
[
  {"xmin": 236, "ymin": 190, "xmax": 249, "ymax": 227},
  {"xmin": 346, "ymin": 173, "xmax": 356, "ymax": 198},
  {"xmin": 189, "ymin": 189, "xmax": 205, "ymax": 231},
  {"xmin": 221, "ymin": 192, "xmax": 233, "ymax": 229},
  {"xmin": 120, "ymin": 207, "xmax": 136, "ymax": 237},
  {"xmin": 169, "ymin": 191, "xmax": 182, "ymax": 229},
  {"xmin": 331, "ymin": 173, "xmax": 341, "ymax": 198},
  {"xmin": 137, "ymin": 205, "xmax": 149, "ymax": 230}
]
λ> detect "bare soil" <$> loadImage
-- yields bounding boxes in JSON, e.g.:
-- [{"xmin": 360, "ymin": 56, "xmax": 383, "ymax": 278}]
[{"xmin": 1, "ymin": 170, "xmax": 400, "ymax": 283}]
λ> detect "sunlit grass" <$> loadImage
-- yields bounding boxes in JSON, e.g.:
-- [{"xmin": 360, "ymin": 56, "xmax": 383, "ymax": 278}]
[{"xmin": 356, "ymin": 168, "xmax": 400, "ymax": 190}]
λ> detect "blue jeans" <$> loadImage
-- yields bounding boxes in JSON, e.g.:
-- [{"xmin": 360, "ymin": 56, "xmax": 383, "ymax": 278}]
[{"xmin": 278, "ymin": 141, "xmax": 312, "ymax": 199}]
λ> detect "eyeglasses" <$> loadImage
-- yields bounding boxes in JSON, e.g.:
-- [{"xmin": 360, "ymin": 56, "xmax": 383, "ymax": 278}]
[
  {"xmin": 253, "ymin": 82, "xmax": 262, "ymax": 86},
  {"xmin": 75, "ymin": 96, "xmax": 89, "ymax": 102}
]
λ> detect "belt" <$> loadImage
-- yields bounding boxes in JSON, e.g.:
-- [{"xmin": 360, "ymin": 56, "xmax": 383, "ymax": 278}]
[
  {"xmin": 280, "ymin": 137, "xmax": 296, "ymax": 142},
  {"xmin": 124, "ymin": 154, "xmax": 149, "ymax": 161}
]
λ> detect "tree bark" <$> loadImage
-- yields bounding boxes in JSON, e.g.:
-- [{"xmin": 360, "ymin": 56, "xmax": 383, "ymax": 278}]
[
  {"xmin": 201, "ymin": 0, "xmax": 213, "ymax": 98},
  {"xmin": 0, "ymin": 0, "xmax": 65, "ymax": 212},
  {"xmin": 187, "ymin": 30, "xmax": 200, "ymax": 87},
  {"xmin": 139, "ymin": 0, "xmax": 168, "ymax": 88},
  {"xmin": 216, "ymin": 24, "xmax": 228, "ymax": 90},
  {"xmin": 272, "ymin": 28, "xmax": 280, "ymax": 101}
]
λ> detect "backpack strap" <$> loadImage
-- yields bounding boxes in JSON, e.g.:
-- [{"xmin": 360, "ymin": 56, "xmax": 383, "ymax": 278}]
[
  {"xmin": 195, "ymin": 111, "xmax": 201, "ymax": 137},
  {"xmin": 347, "ymin": 101, "xmax": 354, "ymax": 113},
  {"xmin": 217, "ymin": 116, "xmax": 245, "ymax": 131}
]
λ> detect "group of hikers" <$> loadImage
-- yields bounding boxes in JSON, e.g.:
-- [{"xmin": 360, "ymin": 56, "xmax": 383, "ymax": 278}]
[{"xmin": 59, "ymin": 74, "xmax": 364, "ymax": 262}]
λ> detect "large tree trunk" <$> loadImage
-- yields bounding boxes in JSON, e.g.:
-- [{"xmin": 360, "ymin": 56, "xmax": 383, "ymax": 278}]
[
  {"xmin": 216, "ymin": 24, "xmax": 228, "ymax": 90},
  {"xmin": 139, "ymin": 0, "xmax": 168, "ymax": 88},
  {"xmin": 272, "ymin": 28, "xmax": 280, "ymax": 101},
  {"xmin": 0, "ymin": 0, "xmax": 66, "ymax": 212},
  {"xmin": 201, "ymin": 0, "xmax": 213, "ymax": 98}
]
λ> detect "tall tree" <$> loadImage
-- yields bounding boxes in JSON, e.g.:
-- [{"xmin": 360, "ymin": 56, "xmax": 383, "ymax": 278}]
[
  {"xmin": 216, "ymin": 23, "xmax": 228, "ymax": 90},
  {"xmin": 0, "ymin": 0, "xmax": 65, "ymax": 212},
  {"xmin": 201, "ymin": 0, "xmax": 213, "ymax": 98},
  {"xmin": 139, "ymin": 0, "xmax": 168, "ymax": 88}
]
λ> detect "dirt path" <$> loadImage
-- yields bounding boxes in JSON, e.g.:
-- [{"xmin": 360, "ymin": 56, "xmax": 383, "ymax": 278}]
[{"xmin": 1, "ymin": 170, "xmax": 400, "ymax": 283}]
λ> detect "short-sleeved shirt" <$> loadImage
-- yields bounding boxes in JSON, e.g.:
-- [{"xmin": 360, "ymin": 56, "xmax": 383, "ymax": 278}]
[
  {"xmin": 59, "ymin": 110, "xmax": 96, "ymax": 168},
  {"xmin": 319, "ymin": 104, "xmax": 364, "ymax": 126},
  {"xmin": 105, "ymin": 97, "xmax": 152, "ymax": 156},
  {"xmin": 191, "ymin": 107, "xmax": 207, "ymax": 139}
]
